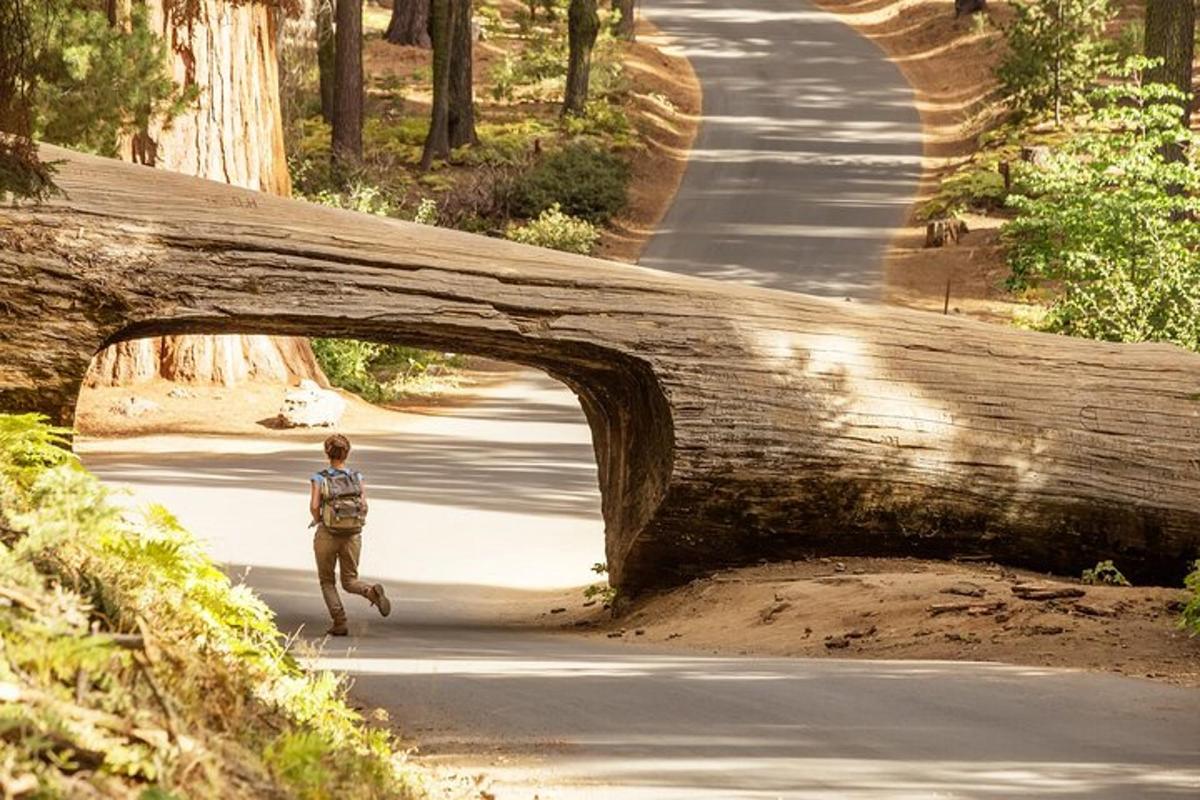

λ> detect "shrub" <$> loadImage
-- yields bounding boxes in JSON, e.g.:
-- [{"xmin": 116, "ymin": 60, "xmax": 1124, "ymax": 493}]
[
  {"xmin": 919, "ymin": 166, "xmax": 1011, "ymax": 220},
  {"xmin": 997, "ymin": 0, "xmax": 1116, "ymax": 124},
  {"xmin": 505, "ymin": 203, "xmax": 600, "ymax": 254},
  {"xmin": 505, "ymin": 142, "xmax": 630, "ymax": 223},
  {"xmin": 1003, "ymin": 61, "xmax": 1200, "ymax": 350},
  {"xmin": 313, "ymin": 339, "xmax": 462, "ymax": 403},
  {"xmin": 1183, "ymin": 561, "xmax": 1200, "ymax": 636},
  {"xmin": 1081, "ymin": 559, "xmax": 1130, "ymax": 586}
]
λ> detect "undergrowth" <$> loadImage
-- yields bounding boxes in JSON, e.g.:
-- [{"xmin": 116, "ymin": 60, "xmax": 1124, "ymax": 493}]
[{"xmin": 0, "ymin": 414, "xmax": 426, "ymax": 799}]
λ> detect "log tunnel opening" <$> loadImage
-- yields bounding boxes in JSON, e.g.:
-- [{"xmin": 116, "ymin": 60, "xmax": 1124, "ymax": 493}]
[{"xmin": 76, "ymin": 319, "xmax": 676, "ymax": 591}]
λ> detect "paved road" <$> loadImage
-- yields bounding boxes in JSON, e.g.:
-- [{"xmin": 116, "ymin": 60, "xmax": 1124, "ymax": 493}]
[
  {"xmin": 638, "ymin": 0, "xmax": 923, "ymax": 297},
  {"xmin": 82, "ymin": 372, "xmax": 1200, "ymax": 799}
]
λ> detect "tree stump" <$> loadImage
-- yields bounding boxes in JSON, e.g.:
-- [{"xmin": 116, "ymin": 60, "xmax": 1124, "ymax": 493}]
[{"xmin": 925, "ymin": 218, "xmax": 968, "ymax": 247}]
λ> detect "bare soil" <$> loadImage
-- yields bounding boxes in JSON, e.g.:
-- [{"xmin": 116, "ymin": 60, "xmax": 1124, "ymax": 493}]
[
  {"xmin": 541, "ymin": 557, "xmax": 1200, "ymax": 687},
  {"xmin": 73, "ymin": 359, "xmax": 525, "ymax": 439}
]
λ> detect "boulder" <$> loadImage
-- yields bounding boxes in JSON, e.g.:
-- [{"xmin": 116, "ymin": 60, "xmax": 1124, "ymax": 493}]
[{"xmin": 277, "ymin": 380, "xmax": 346, "ymax": 428}]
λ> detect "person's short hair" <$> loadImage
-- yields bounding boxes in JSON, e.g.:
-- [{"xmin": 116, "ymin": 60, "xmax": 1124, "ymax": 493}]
[{"xmin": 324, "ymin": 434, "xmax": 351, "ymax": 462}]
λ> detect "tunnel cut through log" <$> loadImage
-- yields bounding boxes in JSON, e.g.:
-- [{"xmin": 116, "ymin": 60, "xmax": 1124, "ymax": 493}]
[{"xmin": 2, "ymin": 145, "xmax": 1200, "ymax": 590}]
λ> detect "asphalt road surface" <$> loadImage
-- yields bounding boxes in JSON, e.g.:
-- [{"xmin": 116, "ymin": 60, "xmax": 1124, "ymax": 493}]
[
  {"xmin": 82, "ymin": 372, "xmax": 1200, "ymax": 799},
  {"xmin": 638, "ymin": 0, "xmax": 923, "ymax": 297}
]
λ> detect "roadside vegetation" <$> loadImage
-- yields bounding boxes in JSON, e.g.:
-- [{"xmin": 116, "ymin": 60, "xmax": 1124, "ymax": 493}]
[
  {"xmin": 0, "ymin": 414, "xmax": 424, "ymax": 798},
  {"xmin": 913, "ymin": 0, "xmax": 1200, "ymax": 352}
]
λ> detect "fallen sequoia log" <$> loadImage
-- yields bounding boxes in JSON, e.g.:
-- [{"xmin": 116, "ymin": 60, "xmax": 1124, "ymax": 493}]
[{"xmin": 3, "ymin": 145, "xmax": 1200, "ymax": 591}]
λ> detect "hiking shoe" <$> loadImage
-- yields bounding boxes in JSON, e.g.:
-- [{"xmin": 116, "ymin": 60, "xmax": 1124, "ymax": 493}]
[
  {"xmin": 326, "ymin": 623, "xmax": 349, "ymax": 637},
  {"xmin": 372, "ymin": 584, "xmax": 391, "ymax": 618}
]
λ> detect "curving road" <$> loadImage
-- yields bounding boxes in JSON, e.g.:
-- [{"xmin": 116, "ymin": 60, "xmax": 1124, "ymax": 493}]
[
  {"xmin": 79, "ymin": 3, "xmax": 1200, "ymax": 799},
  {"xmin": 638, "ymin": 0, "xmax": 922, "ymax": 296}
]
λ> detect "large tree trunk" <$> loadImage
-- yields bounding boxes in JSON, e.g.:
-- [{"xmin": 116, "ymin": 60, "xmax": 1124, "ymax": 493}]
[
  {"xmin": 7, "ymin": 145, "xmax": 1200, "ymax": 592},
  {"xmin": 448, "ymin": 0, "xmax": 477, "ymax": 149},
  {"xmin": 613, "ymin": 0, "xmax": 635, "ymax": 41},
  {"xmin": 91, "ymin": 0, "xmax": 323, "ymax": 391},
  {"xmin": 386, "ymin": 0, "xmax": 431, "ymax": 47},
  {"xmin": 563, "ymin": 0, "xmax": 599, "ymax": 116},
  {"xmin": 421, "ymin": 0, "xmax": 456, "ymax": 168},
  {"xmin": 332, "ymin": 0, "xmax": 364, "ymax": 167},
  {"xmin": 317, "ymin": 0, "xmax": 336, "ymax": 124},
  {"xmin": 1145, "ymin": 0, "xmax": 1196, "ymax": 129}
]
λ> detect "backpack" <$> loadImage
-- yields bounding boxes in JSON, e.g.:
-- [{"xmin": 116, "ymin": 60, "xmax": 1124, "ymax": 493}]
[{"xmin": 317, "ymin": 468, "xmax": 368, "ymax": 534}]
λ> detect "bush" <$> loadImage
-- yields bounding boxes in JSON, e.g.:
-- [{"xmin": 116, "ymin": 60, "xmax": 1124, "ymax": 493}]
[
  {"xmin": 996, "ymin": 0, "xmax": 1116, "ymax": 124},
  {"xmin": 1081, "ymin": 559, "xmax": 1130, "ymax": 586},
  {"xmin": 313, "ymin": 339, "xmax": 463, "ymax": 403},
  {"xmin": 505, "ymin": 142, "xmax": 630, "ymax": 223},
  {"xmin": 506, "ymin": 203, "xmax": 600, "ymax": 254},
  {"xmin": 1003, "ymin": 61, "xmax": 1200, "ymax": 350},
  {"xmin": 1183, "ymin": 561, "xmax": 1200, "ymax": 637},
  {"xmin": 919, "ymin": 166, "xmax": 1011, "ymax": 220},
  {"xmin": 0, "ymin": 414, "xmax": 422, "ymax": 798}
]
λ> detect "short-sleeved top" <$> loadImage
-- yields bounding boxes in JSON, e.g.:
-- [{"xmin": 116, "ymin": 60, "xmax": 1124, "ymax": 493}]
[{"xmin": 311, "ymin": 468, "xmax": 364, "ymax": 491}]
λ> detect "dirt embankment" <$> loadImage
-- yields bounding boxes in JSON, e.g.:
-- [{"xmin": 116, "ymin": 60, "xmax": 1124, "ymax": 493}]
[{"xmin": 544, "ymin": 557, "xmax": 1200, "ymax": 687}]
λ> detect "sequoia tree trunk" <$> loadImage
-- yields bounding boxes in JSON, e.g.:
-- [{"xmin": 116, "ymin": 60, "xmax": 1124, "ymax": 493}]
[
  {"xmin": 613, "ymin": 0, "xmax": 635, "ymax": 40},
  {"xmin": 564, "ymin": 0, "xmax": 599, "ymax": 115},
  {"xmin": 6, "ymin": 145, "xmax": 1200, "ymax": 592},
  {"xmin": 91, "ymin": 0, "xmax": 324, "ymax": 390},
  {"xmin": 1145, "ymin": 0, "xmax": 1196, "ymax": 130},
  {"xmin": 332, "ymin": 0, "xmax": 364, "ymax": 167},
  {"xmin": 421, "ymin": 0, "xmax": 456, "ymax": 168},
  {"xmin": 386, "ymin": 0, "xmax": 431, "ymax": 47},
  {"xmin": 448, "ymin": 0, "xmax": 477, "ymax": 149},
  {"xmin": 317, "ymin": 0, "xmax": 336, "ymax": 124}
]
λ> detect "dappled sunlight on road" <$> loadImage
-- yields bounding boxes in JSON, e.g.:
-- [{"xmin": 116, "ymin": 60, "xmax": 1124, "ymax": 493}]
[{"xmin": 81, "ymin": 371, "xmax": 606, "ymax": 590}]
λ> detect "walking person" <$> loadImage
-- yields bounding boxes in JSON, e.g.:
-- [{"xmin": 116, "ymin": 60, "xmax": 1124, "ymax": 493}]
[{"xmin": 310, "ymin": 434, "xmax": 390, "ymax": 636}]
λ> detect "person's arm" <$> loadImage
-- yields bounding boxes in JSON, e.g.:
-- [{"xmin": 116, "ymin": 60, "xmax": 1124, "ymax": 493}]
[
  {"xmin": 359, "ymin": 473, "xmax": 368, "ymax": 514},
  {"xmin": 309, "ymin": 479, "xmax": 322, "ymax": 525}
]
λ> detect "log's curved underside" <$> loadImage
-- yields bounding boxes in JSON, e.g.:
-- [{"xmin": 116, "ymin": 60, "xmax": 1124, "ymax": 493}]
[{"xmin": 3, "ymin": 146, "xmax": 1200, "ymax": 590}]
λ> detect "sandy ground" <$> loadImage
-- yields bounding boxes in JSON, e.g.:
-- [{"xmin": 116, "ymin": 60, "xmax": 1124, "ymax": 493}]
[
  {"xmin": 536, "ymin": 557, "xmax": 1200, "ymax": 688},
  {"xmin": 73, "ymin": 359, "xmax": 518, "ymax": 439}
]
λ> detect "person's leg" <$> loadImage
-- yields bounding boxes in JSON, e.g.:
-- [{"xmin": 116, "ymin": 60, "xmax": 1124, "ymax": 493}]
[
  {"xmin": 313, "ymin": 527, "xmax": 348, "ymax": 634},
  {"xmin": 337, "ymin": 534, "xmax": 390, "ymax": 617}
]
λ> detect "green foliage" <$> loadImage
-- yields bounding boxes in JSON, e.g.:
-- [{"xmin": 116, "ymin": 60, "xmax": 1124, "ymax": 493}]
[
  {"xmin": 919, "ymin": 165, "xmax": 1011, "ymax": 220},
  {"xmin": 504, "ymin": 142, "xmax": 630, "ymax": 223},
  {"xmin": 505, "ymin": 203, "xmax": 600, "ymax": 254},
  {"xmin": 1080, "ymin": 559, "xmax": 1131, "ymax": 586},
  {"xmin": 0, "ymin": 414, "xmax": 422, "ymax": 798},
  {"xmin": 1183, "ymin": 561, "xmax": 1200, "ymax": 636},
  {"xmin": 1003, "ymin": 61, "xmax": 1200, "ymax": 349},
  {"xmin": 582, "ymin": 562, "xmax": 617, "ymax": 605},
  {"xmin": 312, "ymin": 339, "xmax": 463, "ymax": 403},
  {"xmin": 23, "ymin": 1, "xmax": 193, "ymax": 156},
  {"xmin": 996, "ymin": 0, "xmax": 1116, "ymax": 123},
  {"xmin": 414, "ymin": 197, "xmax": 440, "ymax": 225},
  {"xmin": 0, "ymin": 135, "xmax": 61, "ymax": 203}
]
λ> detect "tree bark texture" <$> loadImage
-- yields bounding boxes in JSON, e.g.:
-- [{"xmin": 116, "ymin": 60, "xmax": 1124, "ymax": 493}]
[
  {"xmin": 6, "ymin": 147, "xmax": 1200, "ymax": 591},
  {"xmin": 317, "ymin": 0, "xmax": 336, "ymax": 124},
  {"xmin": 92, "ymin": 0, "xmax": 322, "ymax": 391},
  {"xmin": 386, "ymin": 0, "xmax": 431, "ymax": 47},
  {"xmin": 564, "ymin": 0, "xmax": 599, "ymax": 115},
  {"xmin": 1145, "ymin": 0, "xmax": 1196, "ymax": 123},
  {"xmin": 332, "ymin": 0, "xmax": 364, "ymax": 166},
  {"xmin": 613, "ymin": 0, "xmax": 635, "ymax": 40},
  {"xmin": 421, "ymin": 0, "xmax": 456, "ymax": 168},
  {"xmin": 448, "ymin": 0, "xmax": 477, "ymax": 149}
]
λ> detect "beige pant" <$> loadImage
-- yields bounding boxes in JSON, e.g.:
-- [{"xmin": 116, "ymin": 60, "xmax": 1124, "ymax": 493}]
[{"xmin": 313, "ymin": 526, "xmax": 373, "ymax": 623}]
